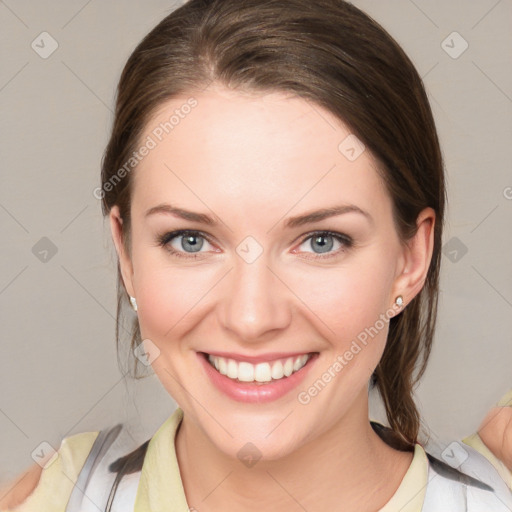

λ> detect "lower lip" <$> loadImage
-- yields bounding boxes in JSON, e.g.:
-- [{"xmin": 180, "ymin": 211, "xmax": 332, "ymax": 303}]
[{"xmin": 198, "ymin": 352, "xmax": 319, "ymax": 403}]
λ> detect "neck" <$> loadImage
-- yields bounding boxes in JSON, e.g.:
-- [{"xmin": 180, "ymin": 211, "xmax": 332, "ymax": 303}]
[{"xmin": 175, "ymin": 391, "xmax": 413, "ymax": 512}]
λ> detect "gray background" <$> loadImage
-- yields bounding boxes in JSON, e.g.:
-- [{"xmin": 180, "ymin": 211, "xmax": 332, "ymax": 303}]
[{"xmin": 1, "ymin": 0, "xmax": 511, "ymax": 482}]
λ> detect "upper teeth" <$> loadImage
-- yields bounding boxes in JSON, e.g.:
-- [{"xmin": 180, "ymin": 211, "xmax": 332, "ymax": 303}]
[{"xmin": 207, "ymin": 354, "xmax": 311, "ymax": 383}]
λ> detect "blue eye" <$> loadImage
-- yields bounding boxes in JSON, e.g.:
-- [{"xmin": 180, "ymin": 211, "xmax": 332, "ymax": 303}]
[
  {"xmin": 175, "ymin": 233, "xmax": 204, "ymax": 252},
  {"xmin": 157, "ymin": 230, "xmax": 352, "ymax": 260},
  {"xmin": 297, "ymin": 231, "xmax": 352, "ymax": 259},
  {"xmin": 158, "ymin": 230, "xmax": 213, "ymax": 259}
]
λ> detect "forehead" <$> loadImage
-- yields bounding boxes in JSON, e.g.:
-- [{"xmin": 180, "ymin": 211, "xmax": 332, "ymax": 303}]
[{"xmin": 131, "ymin": 86, "xmax": 392, "ymax": 224}]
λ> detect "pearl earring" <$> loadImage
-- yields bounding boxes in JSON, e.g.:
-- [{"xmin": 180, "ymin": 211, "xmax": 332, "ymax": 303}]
[
  {"xmin": 129, "ymin": 296, "xmax": 138, "ymax": 312},
  {"xmin": 395, "ymin": 295, "xmax": 404, "ymax": 308}
]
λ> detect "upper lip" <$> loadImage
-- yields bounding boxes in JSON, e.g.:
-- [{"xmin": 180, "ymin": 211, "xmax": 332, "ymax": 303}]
[{"xmin": 200, "ymin": 351, "xmax": 317, "ymax": 364}]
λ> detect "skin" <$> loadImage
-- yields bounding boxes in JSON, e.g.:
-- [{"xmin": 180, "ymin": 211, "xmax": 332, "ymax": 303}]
[
  {"xmin": 0, "ymin": 465, "xmax": 42, "ymax": 509},
  {"xmin": 2, "ymin": 411, "xmax": 510, "ymax": 509},
  {"xmin": 1, "ymin": 84, "xmax": 509, "ymax": 510},
  {"xmin": 479, "ymin": 407, "xmax": 512, "ymax": 471},
  {"xmin": 110, "ymin": 83, "xmax": 435, "ymax": 511},
  {"xmin": 1, "ymin": 85, "xmax": 509, "ymax": 510}
]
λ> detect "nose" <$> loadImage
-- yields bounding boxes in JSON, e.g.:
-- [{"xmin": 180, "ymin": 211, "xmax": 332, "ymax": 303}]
[{"xmin": 218, "ymin": 253, "xmax": 292, "ymax": 343}]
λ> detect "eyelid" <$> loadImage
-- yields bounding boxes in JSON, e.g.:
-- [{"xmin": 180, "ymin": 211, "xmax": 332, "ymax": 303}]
[
  {"xmin": 295, "ymin": 230, "xmax": 352, "ymax": 246},
  {"xmin": 158, "ymin": 229, "xmax": 215, "ymax": 246},
  {"xmin": 157, "ymin": 229, "xmax": 218, "ymax": 259},
  {"xmin": 157, "ymin": 229, "xmax": 353, "ymax": 262},
  {"xmin": 292, "ymin": 230, "xmax": 353, "ymax": 259}
]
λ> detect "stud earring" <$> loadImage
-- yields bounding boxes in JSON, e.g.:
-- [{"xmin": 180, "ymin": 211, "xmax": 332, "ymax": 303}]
[
  {"xmin": 395, "ymin": 295, "xmax": 404, "ymax": 308},
  {"xmin": 129, "ymin": 296, "xmax": 138, "ymax": 312}
]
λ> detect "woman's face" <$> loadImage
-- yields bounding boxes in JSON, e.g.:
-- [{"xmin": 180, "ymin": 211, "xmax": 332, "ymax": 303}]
[{"xmin": 111, "ymin": 84, "xmax": 432, "ymax": 461}]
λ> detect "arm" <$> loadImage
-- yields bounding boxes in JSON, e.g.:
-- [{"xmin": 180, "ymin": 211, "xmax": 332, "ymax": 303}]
[
  {"xmin": 0, "ymin": 464, "xmax": 43, "ymax": 510},
  {"xmin": 0, "ymin": 430, "xmax": 100, "ymax": 511},
  {"xmin": 478, "ymin": 405, "xmax": 512, "ymax": 472}
]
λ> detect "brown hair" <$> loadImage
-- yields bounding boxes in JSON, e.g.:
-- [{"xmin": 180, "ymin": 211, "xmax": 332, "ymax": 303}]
[{"xmin": 101, "ymin": 0, "xmax": 445, "ymax": 452}]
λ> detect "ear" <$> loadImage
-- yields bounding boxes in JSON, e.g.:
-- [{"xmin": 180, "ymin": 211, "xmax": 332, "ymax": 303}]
[
  {"xmin": 391, "ymin": 207, "xmax": 436, "ymax": 307},
  {"xmin": 109, "ymin": 205, "xmax": 135, "ymax": 298}
]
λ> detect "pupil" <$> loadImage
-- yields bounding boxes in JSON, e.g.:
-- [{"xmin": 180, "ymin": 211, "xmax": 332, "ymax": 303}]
[
  {"xmin": 313, "ymin": 235, "xmax": 333, "ymax": 253},
  {"xmin": 183, "ymin": 235, "xmax": 203, "ymax": 252}
]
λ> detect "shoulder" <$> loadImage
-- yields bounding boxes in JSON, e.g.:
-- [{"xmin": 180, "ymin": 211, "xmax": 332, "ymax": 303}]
[
  {"xmin": 52, "ymin": 430, "xmax": 101, "ymax": 476},
  {"xmin": 0, "ymin": 431, "xmax": 99, "ymax": 511},
  {"xmin": 0, "ymin": 464, "xmax": 42, "ymax": 511},
  {"xmin": 475, "ymin": 397, "xmax": 512, "ymax": 477},
  {"xmin": 422, "ymin": 440, "xmax": 512, "ymax": 511}
]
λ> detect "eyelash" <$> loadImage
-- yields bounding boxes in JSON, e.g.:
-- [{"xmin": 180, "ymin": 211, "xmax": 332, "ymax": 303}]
[{"xmin": 157, "ymin": 229, "xmax": 353, "ymax": 261}]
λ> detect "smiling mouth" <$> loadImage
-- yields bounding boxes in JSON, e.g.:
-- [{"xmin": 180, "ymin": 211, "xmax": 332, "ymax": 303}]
[{"xmin": 201, "ymin": 352, "xmax": 318, "ymax": 385}]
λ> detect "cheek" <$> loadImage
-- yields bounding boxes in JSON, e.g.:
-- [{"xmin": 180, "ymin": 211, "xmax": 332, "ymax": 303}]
[
  {"xmin": 131, "ymin": 251, "xmax": 219, "ymax": 344},
  {"xmin": 291, "ymin": 257, "xmax": 396, "ymax": 407},
  {"xmin": 289, "ymin": 253, "xmax": 396, "ymax": 346},
  {"xmin": 131, "ymin": 234, "xmax": 398, "ymax": 360}
]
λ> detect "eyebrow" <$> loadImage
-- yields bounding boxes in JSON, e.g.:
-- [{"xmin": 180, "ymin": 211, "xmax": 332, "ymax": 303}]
[
  {"xmin": 145, "ymin": 204, "xmax": 216, "ymax": 225},
  {"xmin": 144, "ymin": 203, "xmax": 372, "ymax": 228},
  {"xmin": 284, "ymin": 205, "xmax": 372, "ymax": 228}
]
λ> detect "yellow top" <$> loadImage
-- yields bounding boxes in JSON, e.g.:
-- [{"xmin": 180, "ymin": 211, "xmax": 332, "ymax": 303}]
[
  {"xmin": 136, "ymin": 408, "xmax": 428, "ymax": 511},
  {"xmin": 1, "ymin": 409, "xmax": 427, "ymax": 512},
  {"xmin": 2, "ymin": 431, "xmax": 99, "ymax": 512},
  {"xmin": 3, "ymin": 388, "xmax": 511, "ymax": 511}
]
